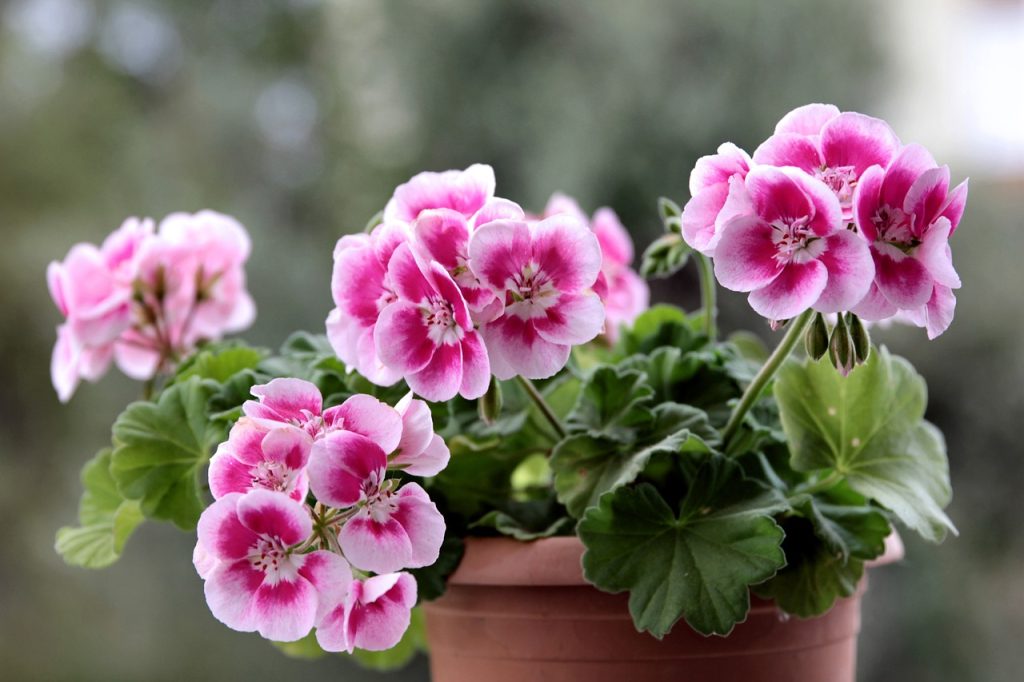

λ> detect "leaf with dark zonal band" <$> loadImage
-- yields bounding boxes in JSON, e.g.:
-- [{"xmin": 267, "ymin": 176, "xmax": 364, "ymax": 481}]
[
  {"xmin": 566, "ymin": 366, "xmax": 654, "ymax": 440},
  {"xmin": 579, "ymin": 458, "xmax": 787, "ymax": 637}
]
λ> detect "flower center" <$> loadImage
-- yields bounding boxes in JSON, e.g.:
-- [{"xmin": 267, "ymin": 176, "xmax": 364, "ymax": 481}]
[
  {"xmin": 250, "ymin": 461, "xmax": 298, "ymax": 494},
  {"xmin": 249, "ymin": 536, "xmax": 297, "ymax": 583},
  {"xmin": 422, "ymin": 297, "xmax": 464, "ymax": 345},
  {"xmin": 365, "ymin": 488, "xmax": 401, "ymax": 524},
  {"xmin": 290, "ymin": 409, "xmax": 325, "ymax": 439},
  {"xmin": 770, "ymin": 216, "xmax": 824, "ymax": 265},
  {"xmin": 816, "ymin": 165, "xmax": 858, "ymax": 206},
  {"xmin": 505, "ymin": 262, "xmax": 558, "ymax": 319},
  {"xmin": 871, "ymin": 205, "xmax": 917, "ymax": 250}
]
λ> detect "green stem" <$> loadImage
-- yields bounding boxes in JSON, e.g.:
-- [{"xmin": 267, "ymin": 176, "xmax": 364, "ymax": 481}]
[
  {"xmin": 796, "ymin": 470, "xmax": 844, "ymax": 497},
  {"xmin": 722, "ymin": 309, "xmax": 814, "ymax": 448},
  {"xmin": 516, "ymin": 375, "xmax": 567, "ymax": 440},
  {"xmin": 695, "ymin": 254, "xmax": 717, "ymax": 342}
]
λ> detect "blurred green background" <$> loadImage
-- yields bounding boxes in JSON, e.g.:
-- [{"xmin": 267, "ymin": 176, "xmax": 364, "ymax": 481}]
[{"xmin": 2, "ymin": 0, "xmax": 1021, "ymax": 680}]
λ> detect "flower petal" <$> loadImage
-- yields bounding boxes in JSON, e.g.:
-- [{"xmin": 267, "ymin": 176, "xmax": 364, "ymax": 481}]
[
  {"xmin": 681, "ymin": 181, "xmax": 730, "ymax": 254},
  {"xmin": 344, "ymin": 573, "xmax": 418, "ymax": 652},
  {"xmin": 326, "ymin": 394, "xmax": 403, "ymax": 454},
  {"xmin": 940, "ymin": 179, "xmax": 968, "ymax": 234},
  {"xmin": 853, "ymin": 164, "xmax": 885, "ymax": 241},
  {"xmin": 712, "ymin": 215, "xmax": 784, "ymax": 292},
  {"xmin": 531, "ymin": 214, "xmax": 603, "ymax": 292},
  {"xmin": 197, "ymin": 493, "xmax": 257, "ymax": 561},
  {"xmin": 298, "ymin": 550, "xmax": 352, "ymax": 625},
  {"xmin": 813, "ymin": 230, "xmax": 875, "ymax": 313},
  {"xmin": 308, "ymin": 431, "xmax": 387, "ymax": 508},
  {"xmin": 473, "ymin": 197, "xmax": 525, "ymax": 227},
  {"xmin": 752, "ymin": 133, "xmax": 822, "ymax": 171},
  {"xmin": 389, "ymin": 242, "xmax": 435, "ymax": 304},
  {"xmin": 246, "ymin": 378, "xmax": 323, "ymax": 423},
  {"xmin": 533, "ymin": 290, "xmax": 605, "ymax": 346},
  {"xmin": 820, "ymin": 112, "xmax": 900, "ymax": 174},
  {"xmin": 458, "ymin": 332, "xmax": 491, "ymax": 400},
  {"xmin": 384, "ymin": 164, "xmax": 495, "ymax": 222},
  {"xmin": 468, "ymin": 220, "xmax": 532, "ymax": 293},
  {"xmin": 236, "ymin": 489, "xmax": 312, "ymax": 547},
  {"xmin": 880, "ymin": 144, "xmax": 937, "ymax": 208},
  {"xmin": 592, "ymin": 207, "xmax": 634, "ymax": 266},
  {"xmin": 923, "ymin": 284, "xmax": 956, "ymax": 339},
  {"xmin": 688, "ymin": 142, "xmax": 752, "ymax": 195},
  {"xmin": 748, "ymin": 260, "xmax": 828, "ymax": 321},
  {"xmin": 481, "ymin": 315, "xmax": 571, "ymax": 380},
  {"xmin": 208, "ymin": 450, "xmax": 256, "ymax": 500},
  {"xmin": 251, "ymin": 573, "xmax": 318, "ymax": 641},
  {"xmin": 406, "ymin": 341, "xmax": 463, "ymax": 402},
  {"xmin": 391, "ymin": 483, "xmax": 446, "ymax": 569},
  {"xmin": 873, "ymin": 245, "xmax": 934, "ymax": 309},
  {"xmin": 774, "ymin": 103, "xmax": 840, "ymax": 135},
  {"xmin": 917, "ymin": 217, "xmax": 961, "ymax": 288},
  {"xmin": 852, "ymin": 282, "xmax": 899, "ymax": 321},
  {"xmin": 374, "ymin": 300, "xmax": 436, "ymax": 375},
  {"xmin": 338, "ymin": 510, "xmax": 414, "ymax": 574},
  {"xmin": 903, "ymin": 166, "xmax": 950, "ymax": 237},
  {"xmin": 744, "ymin": 166, "xmax": 814, "ymax": 226},
  {"xmin": 204, "ymin": 559, "xmax": 261, "ymax": 633},
  {"xmin": 413, "ymin": 209, "xmax": 469, "ymax": 271}
]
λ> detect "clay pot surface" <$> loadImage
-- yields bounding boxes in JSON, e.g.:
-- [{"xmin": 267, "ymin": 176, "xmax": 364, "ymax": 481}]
[{"xmin": 423, "ymin": 534, "xmax": 903, "ymax": 682}]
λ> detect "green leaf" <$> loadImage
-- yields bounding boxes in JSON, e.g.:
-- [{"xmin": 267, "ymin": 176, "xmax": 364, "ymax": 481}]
[
  {"xmin": 174, "ymin": 345, "xmax": 265, "ymax": 384},
  {"xmin": 657, "ymin": 197, "xmax": 683, "ymax": 234},
  {"xmin": 110, "ymin": 377, "xmax": 224, "ymax": 530},
  {"xmin": 797, "ymin": 488, "xmax": 890, "ymax": 562},
  {"xmin": 552, "ymin": 403, "xmax": 715, "ymax": 518},
  {"xmin": 774, "ymin": 346, "xmax": 955, "ymax": 542},
  {"xmin": 351, "ymin": 607, "xmax": 426, "ymax": 670},
  {"xmin": 470, "ymin": 495, "xmax": 573, "ymax": 540},
  {"xmin": 579, "ymin": 461, "xmax": 787, "ymax": 636},
  {"xmin": 616, "ymin": 304, "xmax": 704, "ymax": 358},
  {"xmin": 55, "ymin": 449, "xmax": 145, "ymax": 568},
  {"xmin": 567, "ymin": 366, "xmax": 654, "ymax": 440},
  {"xmin": 752, "ymin": 515, "xmax": 864, "ymax": 618}
]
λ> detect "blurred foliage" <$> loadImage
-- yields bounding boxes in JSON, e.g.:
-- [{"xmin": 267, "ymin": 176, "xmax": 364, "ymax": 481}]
[{"xmin": 1, "ymin": 0, "xmax": 1021, "ymax": 681}]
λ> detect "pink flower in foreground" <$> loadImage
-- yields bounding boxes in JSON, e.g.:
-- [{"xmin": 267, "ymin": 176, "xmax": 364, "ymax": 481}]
[
  {"xmin": 384, "ymin": 163, "xmax": 496, "ymax": 223},
  {"xmin": 316, "ymin": 572, "xmax": 417, "ymax": 653},
  {"xmin": 242, "ymin": 378, "xmax": 403, "ymax": 451},
  {"xmin": 680, "ymin": 143, "xmax": 753, "ymax": 255},
  {"xmin": 543, "ymin": 195, "xmax": 649, "ymax": 341},
  {"xmin": 208, "ymin": 419, "xmax": 311, "ymax": 502},
  {"xmin": 308, "ymin": 431, "xmax": 445, "ymax": 573},
  {"xmin": 753, "ymin": 104, "xmax": 900, "ymax": 220},
  {"xmin": 713, "ymin": 166, "xmax": 875, "ymax": 321},
  {"xmin": 196, "ymin": 490, "xmax": 352, "ymax": 641},
  {"xmin": 469, "ymin": 215, "xmax": 605, "ymax": 379},
  {"xmin": 325, "ymin": 223, "xmax": 409, "ymax": 385},
  {"xmin": 389, "ymin": 393, "xmax": 450, "ymax": 476},
  {"xmin": 374, "ymin": 243, "xmax": 490, "ymax": 401},
  {"xmin": 851, "ymin": 144, "xmax": 968, "ymax": 338}
]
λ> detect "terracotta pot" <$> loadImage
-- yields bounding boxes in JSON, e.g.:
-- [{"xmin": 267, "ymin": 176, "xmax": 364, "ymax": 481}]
[{"xmin": 423, "ymin": 534, "xmax": 903, "ymax": 682}]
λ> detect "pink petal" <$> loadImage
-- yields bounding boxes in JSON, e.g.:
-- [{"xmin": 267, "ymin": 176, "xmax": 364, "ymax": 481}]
[
  {"xmin": 413, "ymin": 209, "xmax": 469, "ymax": 271},
  {"xmin": 480, "ymin": 315, "xmax": 570, "ymax": 380},
  {"xmin": 208, "ymin": 450, "xmax": 256, "ymax": 500},
  {"xmin": 752, "ymin": 133, "xmax": 822, "ymax": 171},
  {"xmin": 458, "ymin": 332, "xmax": 491, "ymax": 400},
  {"xmin": 197, "ymin": 494, "xmax": 258, "ymax": 561},
  {"xmin": 51, "ymin": 325, "xmax": 80, "ymax": 403},
  {"xmin": 923, "ymin": 284, "xmax": 956, "ymax": 339},
  {"xmin": 251, "ymin": 573, "xmax": 318, "ymax": 641},
  {"xmin": 820, "ymin": 112, "xmax": 900, "ymax": 174},
  {"xmin": 872, "ymin": 245, "xmax": 934, "ymax": 309},
  {"xmin": 813, "ymin": 230, "xmax": 875, "ymax": 313},
  {"xmin": 113, "ymin": 336, "xmax": 161, "ymax": 380},
  {"xmin": 917, "ymin": 218, "xmax": 961, "ymax": 288},
  {"xmin": 940, "ymin": 179, "xmax": 968, "ymax": 234},
  {"xmin": 406, "ymin": 341, "xmax": 463, "ymax": 402},
  {"xmin": 688, "ymin": 142, "xmax": 752, "ymax": 195},
  {"xmin": 331, "ymin": 240, "xmax": 388, "ymax": 325},
  {"xmin": 473, "ymin": 197, "xmax": 525, "ymax": 227},
  {"xmin": 394, "ymin": 393, "xmax": 434, "ymax": 459},
  {"xmin": 468, "ymin": 220, "xmax": 533, "ymax": 293},
  {"xmin": 308, "ymin": 431, "xmax": 387, "ymax": 508},
  {"xmin": 427, "ymin": 261, "xmax": 473, "ymax": 331},
  {"xmin": 781, "ymin": 167, "xmax": 843, "ymax": 235},
  {"xmin": 315, "ymin": 605, "xmax": 350, "ymax": 653},
  {"xmin": 297, "ymin": 550, "xmax": 352, "ymax": 624},
  {"xmin": 903, "ymin": 166, "xmax": 951, "ymax": 236},
  {"xmin": 681, "ymin": 182, "xmax": 730, "ymax": 254},
  {"xmin": 391, "ymin": 483, "xmax": 446, "ymax": 568},
  {"xmin": 853, "ymin": 164, "xmax": 885, "ymax": 241},
  {"xmin": 602, "ymin": 267, "xmax": 650, "ymax": 337},
  {"xmin": 712, "ymin": 215, "xmax": 784, "ymax": 292},
  {"xmin": 204, "ymin": 559, "xmax": 262, "ymax": 633},
  {"xmin": 384, "ymin": 163, "xmax": 495, "ymax": 222},
  {"xmin": 542, "ymin": 193, "xmax": 589, "ymax": 222},
  {"xmin": 193, "ymin": 540, "xmax": 218, "ymax": 580},
  {"xmin": 388, "ymin": 243, "xmax": 435, "ymax": 304},
  {"xmin": 374, "ymin": 300, "xmax": 437, "ymax": 375},
  {"xmin": 852, "ymin": 282, "xmax": 899, "ymax": 321},
  {"xmin": 326, "ymin": 394, "xmax": 403, "ymax": 454},
  {"xmin": 881, "ymin": 144, "xmax": 937, "ymax": 209},
  {"xmin": 47, "ymin": 261, "xmax": 68, "ymax": 315},
  {"xmin": 531, "ymin": 215, "xmax": 603, "ymax": 292},
  {"xmin": 394, "ymin": 433, "xmax": 450, "ymax": 477},
  {"xmin": 236, "ymin": 489, "xmax": 312, "ymax": 547},
  {"xmin": 744, "ymin": 166, "xmax": 814, "ymax": 227},
  {"xmin": 748, "ymin": 261, "xmax": 828, "ymax": 321},
  {"xmin": 338, "ymin": 511, "xmax": 414, "ymax": 574},
  {"xmin": 261, "ymin": 427, "xmax": 313, "ymax": 470},
  {"xmin": 592, "ymin": 207, "xmax": 634, "ymax": 266},
  {"xmin": 246, "ymin": 378, "xmax": 323, "ymax": 423},
  {"xmin": 343, "ymin": 573, "xmax": 418, "ymax": 652},
  {"xmin": 773, "ymin": 103, "xmax": 840, "ymax": 135},
  {"xmin": 533, "ymin": 290, "xmax": 605, "ymax": 346}
]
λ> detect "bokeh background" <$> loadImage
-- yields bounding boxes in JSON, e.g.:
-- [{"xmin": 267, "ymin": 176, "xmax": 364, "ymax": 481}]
[{"xmin": 2, "ymin": 0, "xmax": 1022, "ymax": 680}]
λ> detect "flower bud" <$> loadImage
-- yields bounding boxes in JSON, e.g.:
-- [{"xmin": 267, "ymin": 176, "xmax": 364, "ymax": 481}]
[
  {"xmin": 847, "ymin": 313, "xmax": 871, "ymax": 365},
  {"xmin": 829, "ymin": 313, "xmax": 855, "ymax": 377},
  {"xmin": 478, "ymin": 377, "xmax": 503, "ymax": 425},
  {"xmin": 804, "ymin": 313, "xmax": 829, "ymax": 361}
]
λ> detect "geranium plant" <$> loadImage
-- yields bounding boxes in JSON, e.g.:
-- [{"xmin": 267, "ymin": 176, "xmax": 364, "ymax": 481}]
[{"xmin": 52, "ymin": 103, "xmax": 964, "ymax": 664}]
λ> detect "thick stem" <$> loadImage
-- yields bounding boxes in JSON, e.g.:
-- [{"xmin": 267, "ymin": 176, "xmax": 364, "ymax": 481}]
[
  {"xmin": 722, "ymin": 309, "xmax": 814, "ymax": 448},
  {"xmin": 695, "ymin": 254, "xmax": 717, "ymax": 342},
  {"xmin": 516, "ymin": 375, "xmax": 567, "ymax": 440},
  {"xmin": 795, "ymin": 470, "xmax": 844, "ymax": 498}
]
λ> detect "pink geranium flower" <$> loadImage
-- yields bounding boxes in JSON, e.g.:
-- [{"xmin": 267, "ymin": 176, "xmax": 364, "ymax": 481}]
[
  {"xmin": 468, "ymin": 215, "xmax": 605, "ymax": 379},
  {"xmin": 316, "ymin": 572, "xmax": 417, "ymax": 653},
  {"xmin": 196, "ymin": 489, "xmax": 352, "ymax": 642},
  {"xmin": 243, "ymin": 378, "xmax": 403, "ymax": 451},
  {"xmin": 389, "ymin": 393, "xmax": 450, "ymax": 476},
  {"xmin": 374, "ymin": 243, "xmax": 490, "ymax": 401},
  {"xmin": 308, "ymin": 430, "xmax": 445, "ymax": 574},
  {"xmin": 713, "ymin": 166, "xmax": 875, "ymax": 321},
  {"xmin": 851, "ymin": 144, "xmax": 968, "ymax": 338},
  {"xmin": 325, "ymin": 222, "xmax": 409, "ymax": 385},
  {"xmin": 208, "ymin": 419, "xmax": 311, "ymax": 502},
  {"xmin": 543, "ymin": 195, "xmax": 649, "ymax": 341},
  {"xmin": 680, "ymin": 143, "xmax": 753, "ymax": 255},
  {"xmin": 384, "ymin": 163, "xmax": 496, "ymax": 223},
  {"xmin": 753, "ymin": 104, "xmax": 900, "ymax": 220}
]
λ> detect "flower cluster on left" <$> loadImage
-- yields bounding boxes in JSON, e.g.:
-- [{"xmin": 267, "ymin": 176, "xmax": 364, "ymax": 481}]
[{"xmin": 195, "ymin": 378, "xmax": 447, "ymax": 651}]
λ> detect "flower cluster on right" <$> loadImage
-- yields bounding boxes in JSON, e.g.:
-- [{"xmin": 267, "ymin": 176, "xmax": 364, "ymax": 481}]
[{"xmin": 681, "ymin": 103, "xmax": 967, "ymax": 339}]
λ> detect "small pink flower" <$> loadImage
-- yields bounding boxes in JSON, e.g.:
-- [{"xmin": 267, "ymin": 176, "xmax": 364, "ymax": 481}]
[
  {"xmin": 851, "ymin": 144, "xmax": 968, "ymax": 338},
  {"xmin": 713, "ymin": 166, "xmax": 875, "ymax": 321},
  {"xmin": 389, "ymin": 393, "xmax": 450, "ymax": 477},
  {"xmin": 308, "ymin": 431, "xmax": 445, "ymax": 573},
  {"xmin": 680, "ymin": 143, "xmax": 753, "ymax": 255},
  {"xmin": 468, "ymin": 215, "xmax": 605, "ymax": 379},
  {"xmin": 374, "ymin": 243, "xmax": 490, "ymax": 401},
  {"xmin": 753, "ymin": 104, "xmax": 901, "ymax": 220},
  {"xmin": 196, "ymin": 489, "xmax": 352, "ymax": 642},
  {"xmin": 325, "ymin": 223, "xmax": 409, "ymax": 385},
  {"xmin": 384, "ymin": 163, "xmax": 496, "ymax": 223},
  {"xmin": 208, "ymin": 419, "xmax": 311, "ymax": 502},
  {"xmin": 243, "ymin": 378, "xmax": 403, "ymax": 452},
  {"xmin": 316, "ymin": 572, "xmax": 417, "ymax": 653}
]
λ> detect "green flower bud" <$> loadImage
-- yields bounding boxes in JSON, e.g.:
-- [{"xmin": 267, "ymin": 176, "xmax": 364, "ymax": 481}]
[
  {"xmin": 478, "ymin": 377, "xmax": 503, "ymax": 425},
  {"xmin": 847, "ymin": 313, "xmax": 871, "ymax": 365},
  {"xmin": 829, "ymin": 313, "xmax": 855, "ymax": 377},
  {"xmin": 804, "ymin": 313, "xmax": 830, "ymax": 361}
]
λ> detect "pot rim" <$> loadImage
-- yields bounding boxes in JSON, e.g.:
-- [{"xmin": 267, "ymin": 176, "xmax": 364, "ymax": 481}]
[{"xmin": 447, "ymin": 532, "xmax": 905, "ymax": 587}]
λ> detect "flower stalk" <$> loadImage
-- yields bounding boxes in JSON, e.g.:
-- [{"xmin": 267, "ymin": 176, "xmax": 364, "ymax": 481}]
[
  {"xmin": 695, "ymin": 253, "xmax": 717, "ymax": 342},
  {"xmin": 516, "ymin": 375, "xmax": 567, "ymax": 440}
]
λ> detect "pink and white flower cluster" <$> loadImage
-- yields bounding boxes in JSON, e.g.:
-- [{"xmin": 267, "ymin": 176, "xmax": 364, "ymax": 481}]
[
  {"xmin": 47, "ymin": 211, "xmax": 255, "ymax": 401},
  {"xmin": 327, "ymin": 165, "xmax": 632, "ymax": 401},
  {"xmin": 681, "ymin": 103, "xmax": 968, "ymax": 337},
  {"xmin": 195, "ymin": 378, "xmax": 448, "ymax": 651}
]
